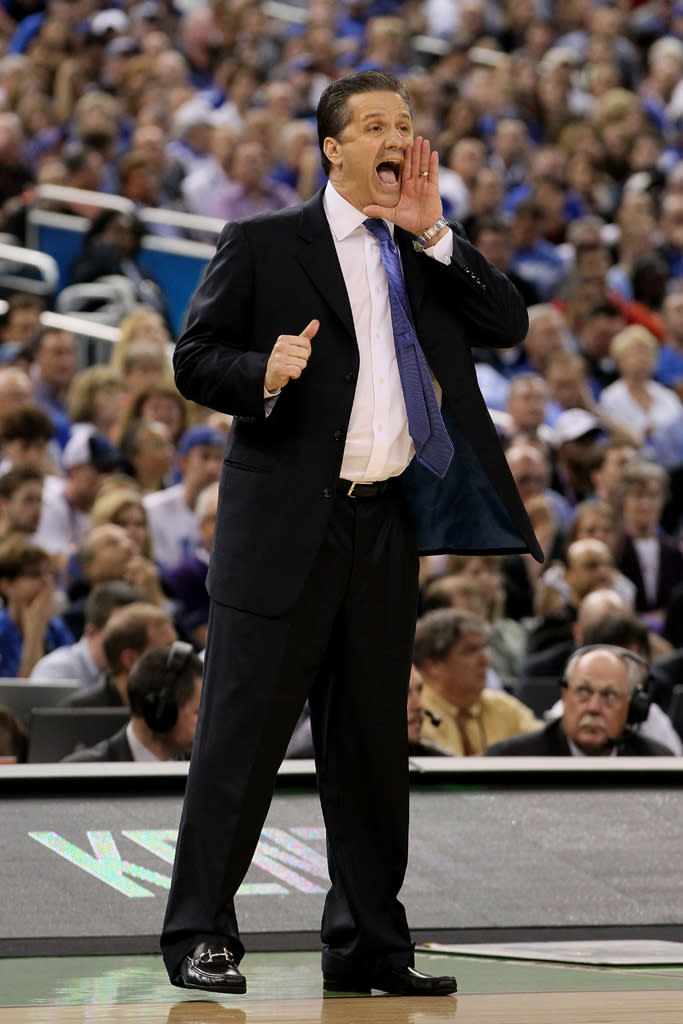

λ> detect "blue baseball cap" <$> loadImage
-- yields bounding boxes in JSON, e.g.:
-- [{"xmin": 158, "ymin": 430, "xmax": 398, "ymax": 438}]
[{"xmin": 177, "ymin": 424, "xmax": 226, "ymax": 455}]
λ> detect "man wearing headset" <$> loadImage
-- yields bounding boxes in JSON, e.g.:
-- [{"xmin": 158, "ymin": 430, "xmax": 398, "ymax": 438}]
[
  {"xmin": 63, "ymin": 642, "xmax": 203, "ymax": 762},
  {"xmin": 486, "ymin": 645, "xmax": 675, "ymax": 756}
]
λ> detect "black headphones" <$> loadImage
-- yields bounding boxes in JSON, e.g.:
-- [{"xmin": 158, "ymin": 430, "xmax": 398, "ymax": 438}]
[
  {"xmin": 142, "ymin": 640, "xmax": 195, "ymax": 733},
  {"xmin": 560, "ymin": 644, "xmax": 651, "ymax": 726}
]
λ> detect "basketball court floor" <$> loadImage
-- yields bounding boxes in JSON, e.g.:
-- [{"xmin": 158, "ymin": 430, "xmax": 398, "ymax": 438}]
[{"xmin": 1, "ymin": 949, "xmax": 682, "ymax": 1024}]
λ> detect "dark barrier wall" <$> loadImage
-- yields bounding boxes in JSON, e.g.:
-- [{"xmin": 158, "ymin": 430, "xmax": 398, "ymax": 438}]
[{"xmin": 2, "ymin": 762, "xmax": 682, "ymax": 955}]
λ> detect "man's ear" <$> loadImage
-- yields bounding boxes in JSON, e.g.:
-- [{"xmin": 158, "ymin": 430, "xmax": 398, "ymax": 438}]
[{"xmin": 323, "ymin": 136, "xmax": 342, "ymax": 169}]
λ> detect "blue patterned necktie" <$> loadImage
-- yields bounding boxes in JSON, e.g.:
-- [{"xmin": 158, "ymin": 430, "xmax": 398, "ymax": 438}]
[{"xmin": 364, "ymin": 218, "xmax": 453, "ymax": 478}]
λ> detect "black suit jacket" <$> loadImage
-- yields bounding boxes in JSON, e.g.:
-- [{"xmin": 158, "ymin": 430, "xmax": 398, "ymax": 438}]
[
  {"xmin": 619, "ymin": 534, "xmax": 683, "ymax": 613},
  {"xmin": 485, "ymin": 717, "xmax": 674, "ymax": 756},
  {"xmin": 173, "ymin": 192, "xmax": 541, "ymax": 616},
  {"xmin": 61, "ymin": 725, "xmax": 133, "ymax": 762}
]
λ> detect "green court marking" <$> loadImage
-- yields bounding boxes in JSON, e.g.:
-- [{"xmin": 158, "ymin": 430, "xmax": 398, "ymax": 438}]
[{"xmin": 1, "ymin": 952, "xmax": 683, "ymax": 1007}]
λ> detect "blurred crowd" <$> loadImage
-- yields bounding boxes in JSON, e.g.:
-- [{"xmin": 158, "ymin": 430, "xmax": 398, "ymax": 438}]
[{"xmin": 0, "ymin": 0, "xmax": 682, "ymax": 762}]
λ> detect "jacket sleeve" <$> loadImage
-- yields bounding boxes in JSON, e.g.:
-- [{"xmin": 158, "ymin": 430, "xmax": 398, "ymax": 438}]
[
  {"xmin": 172, "ymin": 221, "xmax": 270, "ymax": 419},
  {"xmin": 424, "ymin": 221, "xmax": 529, "ymax": 349}
]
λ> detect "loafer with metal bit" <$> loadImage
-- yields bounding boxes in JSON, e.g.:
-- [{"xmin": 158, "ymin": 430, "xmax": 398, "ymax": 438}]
[
  {"xmin": 323, "ymin": 964, "xmax": 457, "ymax": 996},
  {"xmin": 173, "ymin": 941, "xmax": 247, "ymax": 994}
]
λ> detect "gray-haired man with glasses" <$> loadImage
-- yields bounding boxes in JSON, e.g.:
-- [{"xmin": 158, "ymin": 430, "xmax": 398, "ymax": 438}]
[{"xmin": 486, "ymin": 645, "xmax": 675, "ymax": 756}]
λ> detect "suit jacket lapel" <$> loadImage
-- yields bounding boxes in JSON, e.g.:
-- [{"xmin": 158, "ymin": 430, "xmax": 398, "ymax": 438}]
[{"xmin": 296, "ymin": 192, "xmax": 356, "ymax": 340}]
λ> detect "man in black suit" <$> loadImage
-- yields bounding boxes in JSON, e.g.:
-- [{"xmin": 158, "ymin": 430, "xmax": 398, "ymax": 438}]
[
  {"xmin": 488, "ymin": 645, "xmax": 674, "ymax": 756},
  {"xmin": 63, "ymin": 643, "xmax": 203, "ymax": 762},
  {"xmin": 161, "ymin": 71, "xmax": 541, "ymax": 998}
]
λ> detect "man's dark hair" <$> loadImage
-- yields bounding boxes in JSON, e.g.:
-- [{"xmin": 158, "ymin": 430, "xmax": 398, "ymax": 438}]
[
  {"xmin": 317, "ymin": 71, "xmax": 411, "ymax": 176},
  {"xmin": 413, "ymin": 609, "xmax": 489, "ymax": 668},
  {"xmin": 581, "ymin": 614, "xmax": 651, "ymax": 659},
  {"xmin": 0, "ymin": 535, "xmax": 49, "ymax": 581},
  {"xmin": 84, "ymin": 581, "xmax": 142, "ymax": 631},
  {"xmin": 469, "ymin": 216, "xmax": 510, "ymax": 244},
  {"xmin": 0, "ymin": 464, "xmax": 43, "ymax": 499},
  {"xmin": 0, "ymin": 404, "xmax": 54, "ymax": 444},
  {"xmin": 102, "ymin": 602, "xmax": 173, "ymax": 674},
  {"xmin": 127, "ymin": 645, "xmax": 203, "ymax": 718}
]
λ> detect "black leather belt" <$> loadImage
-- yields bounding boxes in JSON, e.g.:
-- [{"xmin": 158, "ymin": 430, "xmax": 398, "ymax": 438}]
[{"xmin": 336, "ymin": 478, "xmax": 392, "ymax": 498}]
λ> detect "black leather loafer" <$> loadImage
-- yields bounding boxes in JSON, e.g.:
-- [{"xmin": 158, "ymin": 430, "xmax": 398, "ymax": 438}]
[
  {"xmin": 173, "ymin": 941, "xmax": 247, "ymax": 994},
  {"xmin": 323, "ymin": 965, "xmax": 457, "ymax": 996}
]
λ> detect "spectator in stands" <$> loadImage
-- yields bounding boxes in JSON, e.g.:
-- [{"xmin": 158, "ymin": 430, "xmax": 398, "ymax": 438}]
[
  {"xmin": 527, "ymin": 537, "xmax": 617, "ymax": 653},
  {"xmin": 0, "ymin": 465, "xmax": 43, "ymax": 539},
  {"xmin": 0, "ymin": 405, "xmax": 55, "ymax": 475},
  {"xmin": 163, "ymin": 480, "xmax": 217, "ymax": 648},
  {"xmin": 656, "ymin": 290, "xmax": 683, "ymax": 401},
  {"xmin": 570, "ymin": 299, "xmax": 625, "ymax": 395},
  {"xmin": 599, "ymin": 325, "xmax": 683, "ymax": 453},
  {"xmin": 508, "ymin": 198, "xmax": 567, "ymax": 301},
  {"xmin": 542, "ymin": 612, "xmax": 682, "ymax": 754},
  {"xmin": 65, "ymin": 601, "xmax": 177, "ymax": 707},
  {"xmin": 122, "ymin": 384, "xmax": 189, "ymax": 446},
  {"xmin": 65, "ymin": 522, "xmax": 167, "ymax": 640},
  {"xmin": 182, "ymin": 121, "xmax": 241, "ymax": 216},
  {"xmin": 0, "ymin": 704, "xmax": 29, "ymax": 763},
  {"xmin": 120, "ymin": 343, "xmax": 168, "ymax": 400},
  {"xmin": 70, "ymin": 209, "xmax": 169, "ymax": 320},
  {"xmin": 589, "ymin": 440, "xmax": 638, "ymax": 506},
  {"xmin": 89, "ymin": 489, "xmax": 155, "ymax": 561},
  {"xmin": 30, "ymin": 327, "xmax": 78, "ymax": 424},
  {"xmin": 613, "ymin": 461, "xmax": 683, "ymax": 629},
  {"xmin": 144, "ymin": 424, "xmax": 224, "ymax": 570},
  {"xmin": 544, "ymin": 351, "xmax": 597, "ymax": 425},
  {"xmin": 514, "ymin": 305, "xmax": 569, "ymax": 378},
  {"xmin": 468, "ymin": 216, "xmax": 540, "ymax": 307},
  {"xmin": 63, "ymin": 642, "xmax": 203, "ymax": 762},
  {"xmin": 487, "ymin": 645, "xmax": 674, "ymax": 756},
  {"xmin": 549, "ymin": 407, "xmax": 607, "ymax": 506},
  {"xmin": 421, "ymin": 555, "xmax": 527, "ymax": 692},
  {"xmin": 67, "ymin": 365, "xmax": 126, "ymax": 444},
  {"xmin": 502, "ymin": 373, "xmax": 553, "ymax": 444},
  {"xmin": 520, "ymin": 586, "xmax": 627, "ymax": 683},
  {"xmin": 407, "ymin": 663, "xmax": 448, "ymax": 757},
  {"xmin": 0, "ymin": 535, "xmax": 72, "ymax": 677},
  {"xmin": 209, "ymin": 139, "xmax": 299, "ymax": 221},
  {"xmin": 29, "ymin": 580, "xmax": 141, "ymax": 688},
  {"xmin": 413, "ymin": 610, "xmax": 540, "ymax": 756},
  {"xmin": 0, "ymin": 368, "xmax": 35, "ymax": 429},
  {"xmin": 110, "ymin": 306, "xmax": 174, "ymax": 378},
  {"xmin": 0, "ymin": 294, "xmax": 44, "ymax": 348},
  {"xmin": 119, "ymin": 419, "xmax": 174, "ymax": 495},
  {"xmin": 505, "ymin": 441, "xmax": 572, "ymax": 532},
  {"xmin": 32, "ymin": 424, "xmax": 125, "ymax": 559}
]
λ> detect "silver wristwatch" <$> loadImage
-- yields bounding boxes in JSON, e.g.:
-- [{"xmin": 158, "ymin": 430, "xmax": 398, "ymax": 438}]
[{"xmin": 413, "ymin": 216, "xmax": 448, "ymax": 251}]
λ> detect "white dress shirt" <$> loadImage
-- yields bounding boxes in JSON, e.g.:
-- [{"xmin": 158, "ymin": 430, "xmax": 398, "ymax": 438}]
[{"xmin": 323, "ymin": 182, "xmax": 453, "ymax": 482}]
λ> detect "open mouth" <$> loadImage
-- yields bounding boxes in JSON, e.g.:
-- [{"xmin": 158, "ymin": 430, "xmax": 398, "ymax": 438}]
[{"xmin": 376, "ymin": 160, "xmax": 402, "ymax": 186}]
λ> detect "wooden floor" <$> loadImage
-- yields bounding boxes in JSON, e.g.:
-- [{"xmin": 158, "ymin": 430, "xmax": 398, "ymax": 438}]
[{"xmin": 1, "ymin": 952, "xmax": 682, "ymax": 1024}]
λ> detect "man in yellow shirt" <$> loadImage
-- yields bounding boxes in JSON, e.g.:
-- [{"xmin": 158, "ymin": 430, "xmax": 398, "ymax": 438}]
[{"xmin": 413, "ymin": 609, "xmax": 539, "ymax": 756}]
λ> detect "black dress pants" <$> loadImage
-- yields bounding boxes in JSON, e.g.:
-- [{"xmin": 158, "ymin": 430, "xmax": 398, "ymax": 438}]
[{"xmin": 160, "ymin": 484, "xmax": 420, "ymax": 980}]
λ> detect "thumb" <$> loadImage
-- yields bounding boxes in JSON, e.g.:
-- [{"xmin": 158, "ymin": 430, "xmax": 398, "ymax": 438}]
[{"xmin": 300, "ymin": 318, "xmax": 320, "ymax": 340}]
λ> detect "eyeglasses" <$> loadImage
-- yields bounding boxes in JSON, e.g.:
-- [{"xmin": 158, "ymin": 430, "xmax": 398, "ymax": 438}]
[{"xmin": 564, "ymin": 684, "xmax": 627, "ymax": 708}]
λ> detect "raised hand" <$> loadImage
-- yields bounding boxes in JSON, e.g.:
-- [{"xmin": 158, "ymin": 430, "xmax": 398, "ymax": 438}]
[
  {"xmin": 265, "ymin": 319, "xmax": 319, "ymax": 392},
  {"xmin": 362, "ymin": 137, "xmax": 444, "ymax": 239}
]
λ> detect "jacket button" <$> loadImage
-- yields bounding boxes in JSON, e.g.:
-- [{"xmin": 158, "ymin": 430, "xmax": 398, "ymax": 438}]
[
  {"xmin": 333, "ymin": 429, "xmax": 344, "ymax": 441},
  {"xmin": 323, "ymin": 487, "xmax": 333, "ymax": 498},
  {"xmin": 344, "ymin": 372, "xmax": 355, "ymax": 383}
]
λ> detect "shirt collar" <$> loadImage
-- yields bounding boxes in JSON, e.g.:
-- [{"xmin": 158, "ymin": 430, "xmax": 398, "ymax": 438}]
[
  {"xmin": 126, "ymin": 720, "xmax": 162, "ymax": 762},
  {"xmin": 323, "ymin": 181, "xmax": 395, "ymax": 242}
]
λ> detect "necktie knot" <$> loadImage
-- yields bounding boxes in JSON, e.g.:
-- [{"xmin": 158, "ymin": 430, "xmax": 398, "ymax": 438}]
[{"xmin": 363, "ymin": 217, "xmax": 392, "ymax": 244}]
